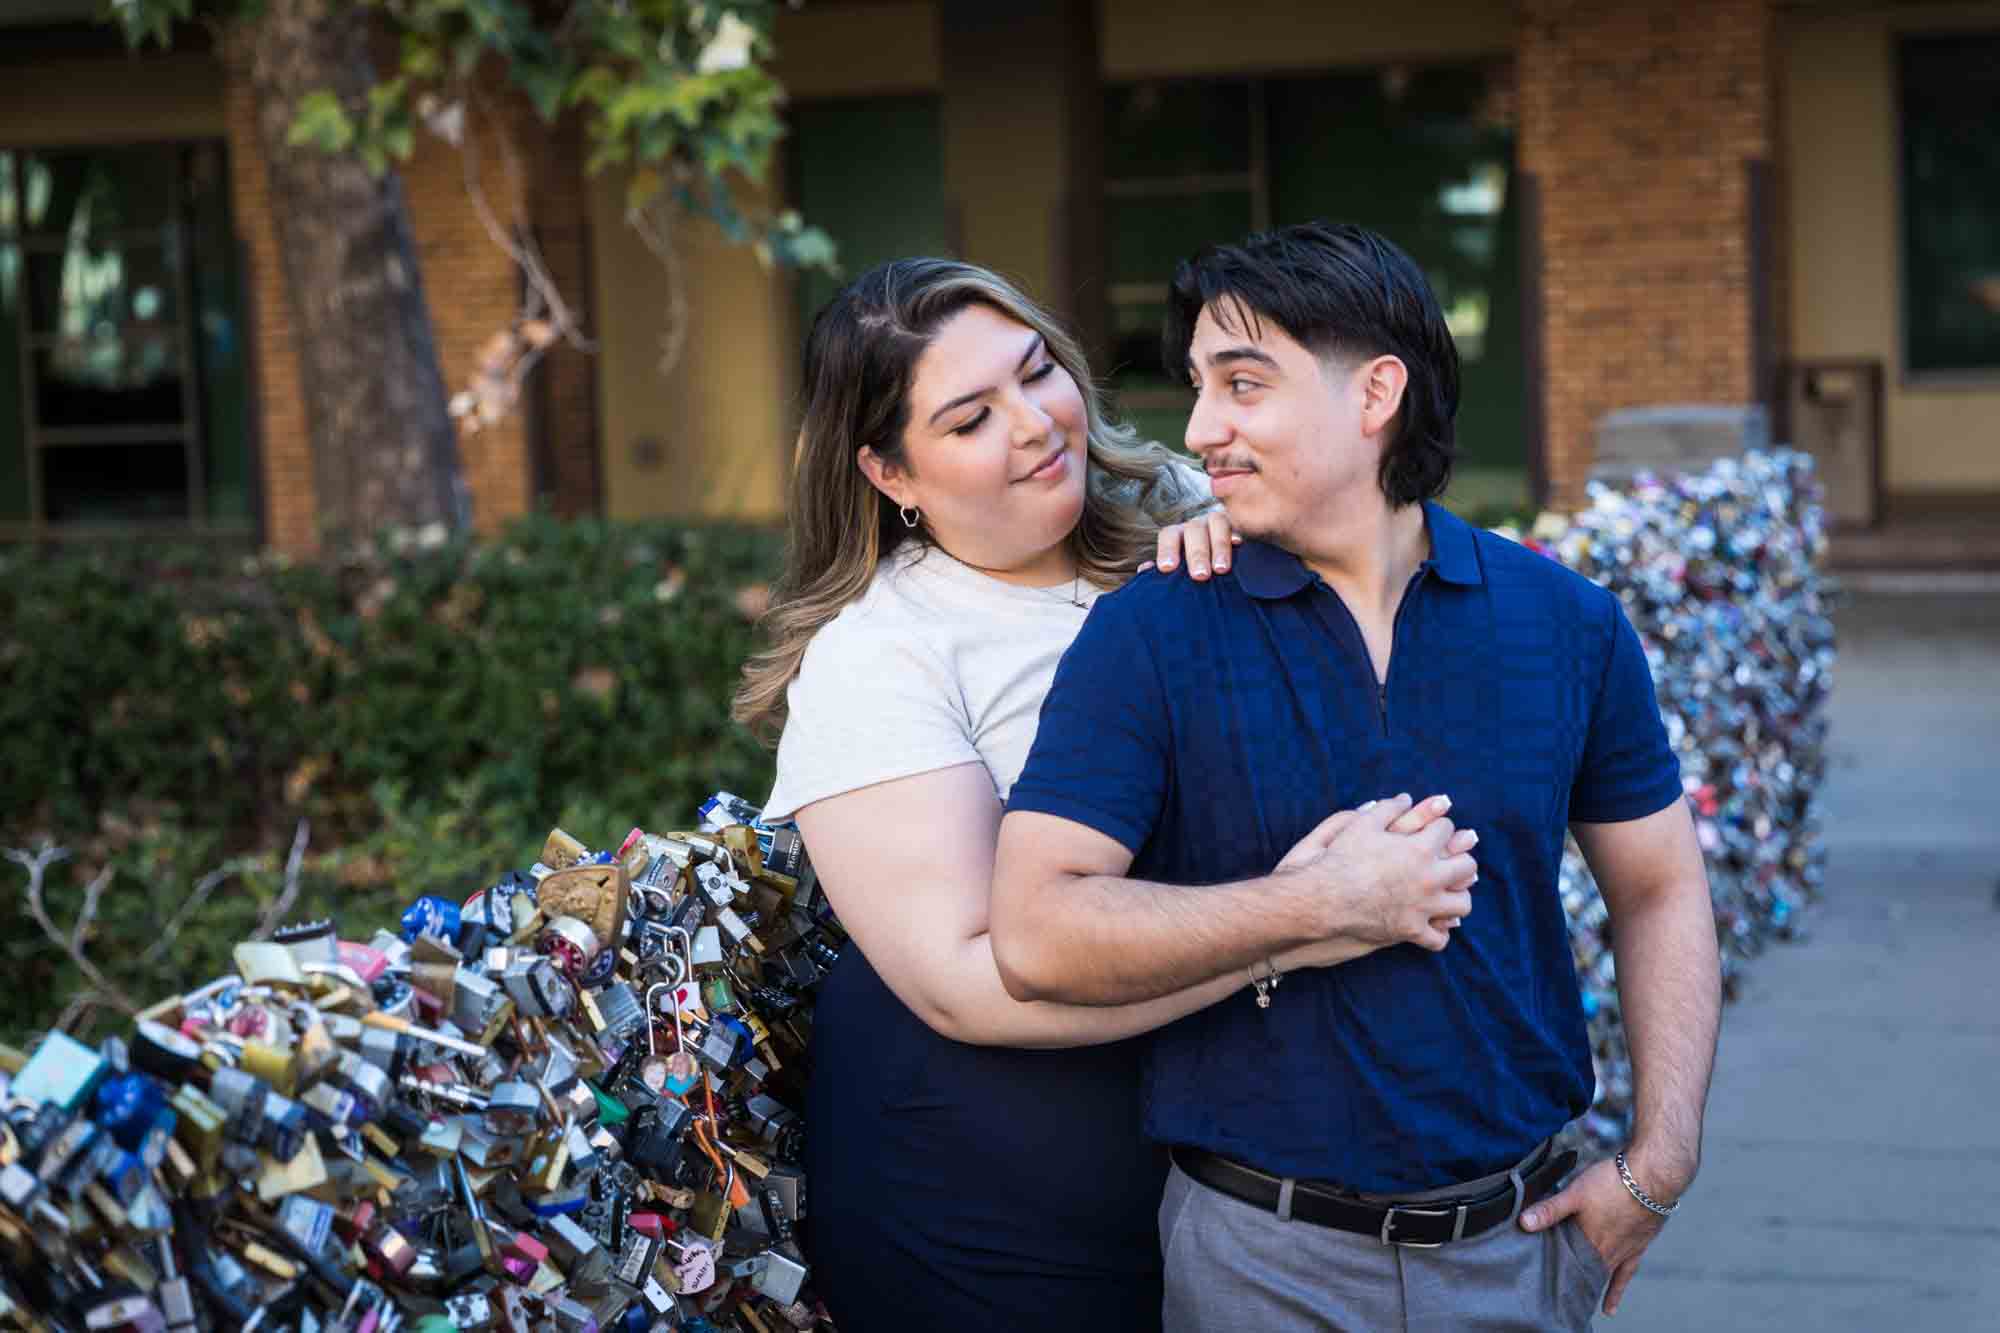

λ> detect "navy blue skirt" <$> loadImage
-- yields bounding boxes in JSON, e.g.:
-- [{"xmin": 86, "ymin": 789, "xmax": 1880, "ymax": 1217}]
[{"xmin": 803, "ymin": 944, "xmax": 1166, "ymax": 1332}]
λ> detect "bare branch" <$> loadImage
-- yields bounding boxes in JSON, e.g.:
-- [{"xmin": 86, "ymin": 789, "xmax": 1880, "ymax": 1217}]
[
  {"xmin": 460, "ymin": 87, "xmax": 592, "ymax": 355},
  {"xmin": 630, "ymin": 194, "xmax": 690, "ymax": 378},
  {"xmin": 53, "ymin": 990, "xmax": 107, "ymax": 1036},
  {"xmin": 140, "ymin": 858, "xmax": 257, "ymax": 967},
  {"xmin": 71, "ymin": 863, "xmax": 115, "ymax": 954},
  {"xmin": 252, "ymin": 818, "xmax": 311, "ymax": 941},
  {"xmin": 6, "ymin": 843, "xmax": 138, "ymax": 1015}
]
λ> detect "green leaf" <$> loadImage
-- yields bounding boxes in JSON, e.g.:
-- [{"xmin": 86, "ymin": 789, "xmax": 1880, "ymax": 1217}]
[
  {"xmin": 399, "ymin": 33, "xmax": 443, "ymax": 81},
  {"xmin": 774, "ymin": 224, "xmax": 838, "ymax": 274},
  {"xmin": 287, "ymin": 91, "xmax": 356, "ymax": 154},
  {"xmin": 367, "ymin": 77, "xmax": 409, "ymax": 125},
  {"xmin": 512, "ymin": 61, "xmax": 571, "ymax": 122},
  {"xmin": 568, "ymin": 65, "xmax": 624, "ymax": 110},
  {"xmin": 382, "ymin": 123, "xmax": 416, "ymax": 163}
]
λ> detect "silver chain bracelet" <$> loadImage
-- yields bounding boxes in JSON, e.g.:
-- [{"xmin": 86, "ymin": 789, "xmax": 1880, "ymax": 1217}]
[{"xmin": 1614, "ymin": 1151, "xmax": 1680, "ymax": 1218}]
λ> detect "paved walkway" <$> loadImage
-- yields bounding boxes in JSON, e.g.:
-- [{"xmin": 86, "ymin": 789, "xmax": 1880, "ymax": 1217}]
[{"xmin": 1614, "ymin": 586, "xmax": 2000, "ymax": 1331}]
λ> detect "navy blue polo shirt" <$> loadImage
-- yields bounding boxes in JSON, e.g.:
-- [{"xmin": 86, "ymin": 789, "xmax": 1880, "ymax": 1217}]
[{"xmin": 1007, "ymin": 501, "xmax": 1682, "ymax": 1193}]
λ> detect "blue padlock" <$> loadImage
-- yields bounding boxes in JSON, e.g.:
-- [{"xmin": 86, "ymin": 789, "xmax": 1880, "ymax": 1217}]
[{"xmin": 399, "ymin": 894, "xmax": 462, "ymax": 943}]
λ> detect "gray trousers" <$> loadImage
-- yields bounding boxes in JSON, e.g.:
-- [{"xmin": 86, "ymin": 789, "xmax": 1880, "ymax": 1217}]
[{"xmin": 1159, "ymin": 1157, "xmax": 1611, "ymax": 1332}]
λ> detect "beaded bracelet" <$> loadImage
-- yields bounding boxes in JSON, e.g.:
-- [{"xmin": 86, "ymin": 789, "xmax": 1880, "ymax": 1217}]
[{"xmin": 1614, "ymin": 1151, "xmax": 1680, "ymax": 1218}]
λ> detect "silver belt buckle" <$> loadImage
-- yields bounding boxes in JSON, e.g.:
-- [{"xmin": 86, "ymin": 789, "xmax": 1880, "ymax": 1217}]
[{"xmin": 1379, "ymin": 1202, "xmax": 1461, "ymax": 1248}]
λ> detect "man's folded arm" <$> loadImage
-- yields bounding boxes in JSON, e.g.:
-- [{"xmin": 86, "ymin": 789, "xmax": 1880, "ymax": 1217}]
[{"xmin": 990, "ymin": 810, "xmax": 1332, "ymax": 1005}]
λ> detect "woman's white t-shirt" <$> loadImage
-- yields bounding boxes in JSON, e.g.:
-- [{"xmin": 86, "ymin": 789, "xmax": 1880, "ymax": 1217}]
[{"xmin": 761, "ymin": 542, "xmax": 1106, "ymax": 822}]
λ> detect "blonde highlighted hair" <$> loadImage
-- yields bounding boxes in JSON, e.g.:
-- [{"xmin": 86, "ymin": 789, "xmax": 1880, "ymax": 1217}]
[{"xmin": 732, "ymin": 258, "xmax": 1203, "ymax": 742}]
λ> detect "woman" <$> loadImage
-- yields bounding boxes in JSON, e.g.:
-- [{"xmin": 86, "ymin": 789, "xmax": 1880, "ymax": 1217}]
[{"xmin": 734, "ymin": 259, "xmax": 1455, "ymax": 1331}]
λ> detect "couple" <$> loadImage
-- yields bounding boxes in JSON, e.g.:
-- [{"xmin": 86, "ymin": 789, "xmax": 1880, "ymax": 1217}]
[{"xmin": 734, "ymin": 222, "xmax": 1722, "ymax": 1331}]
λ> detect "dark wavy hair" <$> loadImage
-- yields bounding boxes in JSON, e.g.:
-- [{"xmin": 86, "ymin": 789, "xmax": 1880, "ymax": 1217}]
[{"xmin": 1163, "ymin": 220, "xmax": 1461, "ymax": 507}]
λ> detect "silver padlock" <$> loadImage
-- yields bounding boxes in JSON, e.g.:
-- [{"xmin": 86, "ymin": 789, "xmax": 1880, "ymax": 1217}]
[
  {"xmin": 482, "ymin": 1081, "xmax": 539, "ymax": 1137},
  {"xmin": 442, "ymin": 1292, "xmax": 495, "ymax": 1330},
  {"xmin": 451, "ymin": 970, "xmax": 505, "ymax": 1035},
  {"xmin": 752, "ymin": 1246, "xmax": 809, "ymax": 1306}
]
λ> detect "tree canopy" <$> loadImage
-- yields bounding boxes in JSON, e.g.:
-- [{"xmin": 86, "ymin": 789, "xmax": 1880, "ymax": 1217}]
[{"xmin": 112, "ymin": 0, "xmax": 836, "ymax": 270}]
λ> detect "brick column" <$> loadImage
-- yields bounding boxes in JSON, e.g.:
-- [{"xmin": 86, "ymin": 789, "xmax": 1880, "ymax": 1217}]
[
  {"xmin": 1517, "ymin": 0, "xmax": 1773, "ymax": 508},
  {"xmin": 222, "ymin": 59, "xmax": 316, "ymax": 554}
]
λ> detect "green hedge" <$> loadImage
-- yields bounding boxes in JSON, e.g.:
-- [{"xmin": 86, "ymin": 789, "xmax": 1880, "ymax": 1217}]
[{"xmin": 0, "ymin": 517, "xmax": 784, "ymax": 1041}]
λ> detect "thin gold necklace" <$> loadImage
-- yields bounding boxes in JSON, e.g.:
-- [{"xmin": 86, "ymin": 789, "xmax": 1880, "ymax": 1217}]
[{"xmin": 930, "ymin": 542, "xmax": 1086, "ymax": 608}]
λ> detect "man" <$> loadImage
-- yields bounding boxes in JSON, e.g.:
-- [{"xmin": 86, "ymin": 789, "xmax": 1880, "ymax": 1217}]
[{"xmin": 991, "ymin": 221, "xmax": 1721, "ymax": 1330}]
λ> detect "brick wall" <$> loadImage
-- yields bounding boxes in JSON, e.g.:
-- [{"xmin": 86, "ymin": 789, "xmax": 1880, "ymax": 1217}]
[
  {"xmin": 222, "ymin": 47, "xmax": 564, "ymax": 553},
  {"xmin": 1517, "ymin": 0, "xmax": 1773, "ymax": 507},
  {"xmin": 222, "ymin": 68, "xmax": 314, "ymax": 553}
]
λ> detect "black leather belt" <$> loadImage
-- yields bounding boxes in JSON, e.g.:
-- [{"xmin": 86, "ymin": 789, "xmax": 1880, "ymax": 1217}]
[{"xmin": 1169, "ymin": 1143, "xmax": 1577, "ymax": 1247}]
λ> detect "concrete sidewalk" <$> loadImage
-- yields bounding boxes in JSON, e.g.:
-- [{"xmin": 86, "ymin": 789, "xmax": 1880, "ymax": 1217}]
[{"xmin": 1613, "ymin": 587, "xmax": 2000, "ymax": 1331}]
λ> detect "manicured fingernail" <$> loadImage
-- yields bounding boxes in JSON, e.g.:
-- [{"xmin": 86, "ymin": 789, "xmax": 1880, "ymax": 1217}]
[
  {"xmin": 1215, "ymin": 560, "xmax": 1229, "ymax": 572},
  {"xmin": 1432, "ymin": 796, "xmax": 1451, "ymax": 811},
  {"xmin": 1523, "ymin": 1209, "xmax": 1542, "ymax": 1228},
  {"xmin": 1160, "ymin": 559, "xmax": 1176, "ymax": 570},
  {"xmin": 1396, "ymin": 793, "xmax": 1412, "ymax": 804},
  {"xmin": 1359, "ymin": 800, "xmax": 1377, "ymax": 811},
  {"xmin": 1464, "ymin": 830, "xmax": 1478, "ymax": 846},
  {"xmin": 1231, "ymin": 534, "xmax": 1243, "ymax": 543}
]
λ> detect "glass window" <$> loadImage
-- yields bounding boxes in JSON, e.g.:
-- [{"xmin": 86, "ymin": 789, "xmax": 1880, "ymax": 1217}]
[
  {"xmin": 0, "ymin": 140, "xmax": 249, "ymax": 532},
  {"xmin": 1899, "ymin": 34, "xmax": 2000, "ymax": 376},
  {"xmin": 1100, "ymin": 65, "xmax": 1527, "ymax": 506},
  {"xmin": 1266, "ymin": 65, "xmax": 1524, "ymax": 486}
]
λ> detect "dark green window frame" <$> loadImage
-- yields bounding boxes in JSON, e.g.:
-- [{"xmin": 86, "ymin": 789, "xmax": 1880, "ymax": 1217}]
[
  {"xmin": 0, "ymin": 137, "xmax": 255, "ymax": 540},
  {"xmin": 1897, "ymin": 32, "xmax": 2000, "ymax": 380}
]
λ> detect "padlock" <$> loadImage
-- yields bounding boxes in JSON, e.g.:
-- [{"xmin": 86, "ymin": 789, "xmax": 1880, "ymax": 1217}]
[
  {"xmin": 693, "ymin": 861, "xmax": 739, "ymax": 908},
  {"xmin": 276, "ymin": 1194, "xmax": 336, "ymax": 1255},
  {"xmin": 625, "ymin": 1101, "xmax": 689, "ymax": 1178},
  {"xmin": 687, "ymin": 1191, "xmax": 730, "ymax": 1241},
  {"xmin": 452, "ymin": 971, "xmax": 506, "ymax": 1036},
  {"xmin": 752, "ymin": 1246, "xmax": 810, "ymax": 1308},
  {"xmin": 537, "ymin": 862, "xmax": 629, "ymax": 951},
  {"xmin": 482, "ymin": 1082, "xmax": 540, "ymax": 1138},
  {"xmin": 537, "ymin": 916, "xmax": 601, "ymax": 982},
  {"xmin": 501, "ymin": 957, "xmax": 571, "ymax": 1021},
  {"xmin": 443, "ymin": 1291, "xmax": 497, "ymax": 1330}
]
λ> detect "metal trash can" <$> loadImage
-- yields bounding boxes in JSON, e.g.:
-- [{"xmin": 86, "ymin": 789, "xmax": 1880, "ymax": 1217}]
[{"xmin": 1781, "ymin": 359, "xmax": 1883, "ymax": 529}]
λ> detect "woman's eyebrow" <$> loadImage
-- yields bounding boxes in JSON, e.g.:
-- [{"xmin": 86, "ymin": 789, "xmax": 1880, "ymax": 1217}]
[{"xmin": 926, "ymin": 334, "xmax": 1045, "ymax": 426}]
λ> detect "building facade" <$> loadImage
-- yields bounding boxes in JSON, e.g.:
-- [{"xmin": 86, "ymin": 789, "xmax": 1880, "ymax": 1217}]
[{"xmin": 2, "ymin": 0, "xmax": 1996, "ymax": 559}]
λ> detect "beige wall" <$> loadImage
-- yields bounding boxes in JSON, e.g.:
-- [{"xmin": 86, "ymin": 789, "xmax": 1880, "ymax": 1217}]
[
  {"xmin": 585, "ymin": 0, "xmax": 936, "ymax": 525},
  {"xmin": 589, "ymin": 169, "xmax": 796, "ymax": 523},
  {"xmin": 1100, "ymin": 0, "xmax": 1512, "ymax": 78},
  {"xmin": 1784, "ymin": 2, "xmax": 2000, "ymax": 492},
  {"xmin": 0, "ymin": 52, "xmax": 226, "ymax": 144},
  {"xmin": 771, "ymin": 1, "xmax": 940, "ymax": 98}
]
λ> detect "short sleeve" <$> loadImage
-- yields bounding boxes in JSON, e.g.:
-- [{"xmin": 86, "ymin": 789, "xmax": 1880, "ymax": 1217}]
[
  {"xmin": 1004, "ymin": 591, "xmax": 1170, "ymax": 853},
  {"xmin": 761, "ymin": 616, "xmax": 981, "ymax": 822},
  {"xmin": 1568, "ymin": 596, "xmax": 1685, "ymax": 824}
]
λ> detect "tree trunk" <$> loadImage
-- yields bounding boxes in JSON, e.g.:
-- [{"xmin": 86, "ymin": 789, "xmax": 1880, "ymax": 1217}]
[{"xmin": 239, "ymin": 0, "xmax": 468, "ymax": 550}]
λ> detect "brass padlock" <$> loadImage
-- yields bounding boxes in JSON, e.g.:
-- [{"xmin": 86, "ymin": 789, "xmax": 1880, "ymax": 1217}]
[
  {"xmin": 687, "ymin": 1190, "xmax": 730, "ymax": 1241},
  {"xmin": 537, "ymin": 863, "xmax": 630, "ymax": 952}
]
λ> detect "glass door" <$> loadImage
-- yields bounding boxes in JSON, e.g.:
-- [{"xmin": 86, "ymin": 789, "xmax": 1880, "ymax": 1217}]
[{"xmin": 0, "ymin": 140, "xmax": 251, "ymax": 536}]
